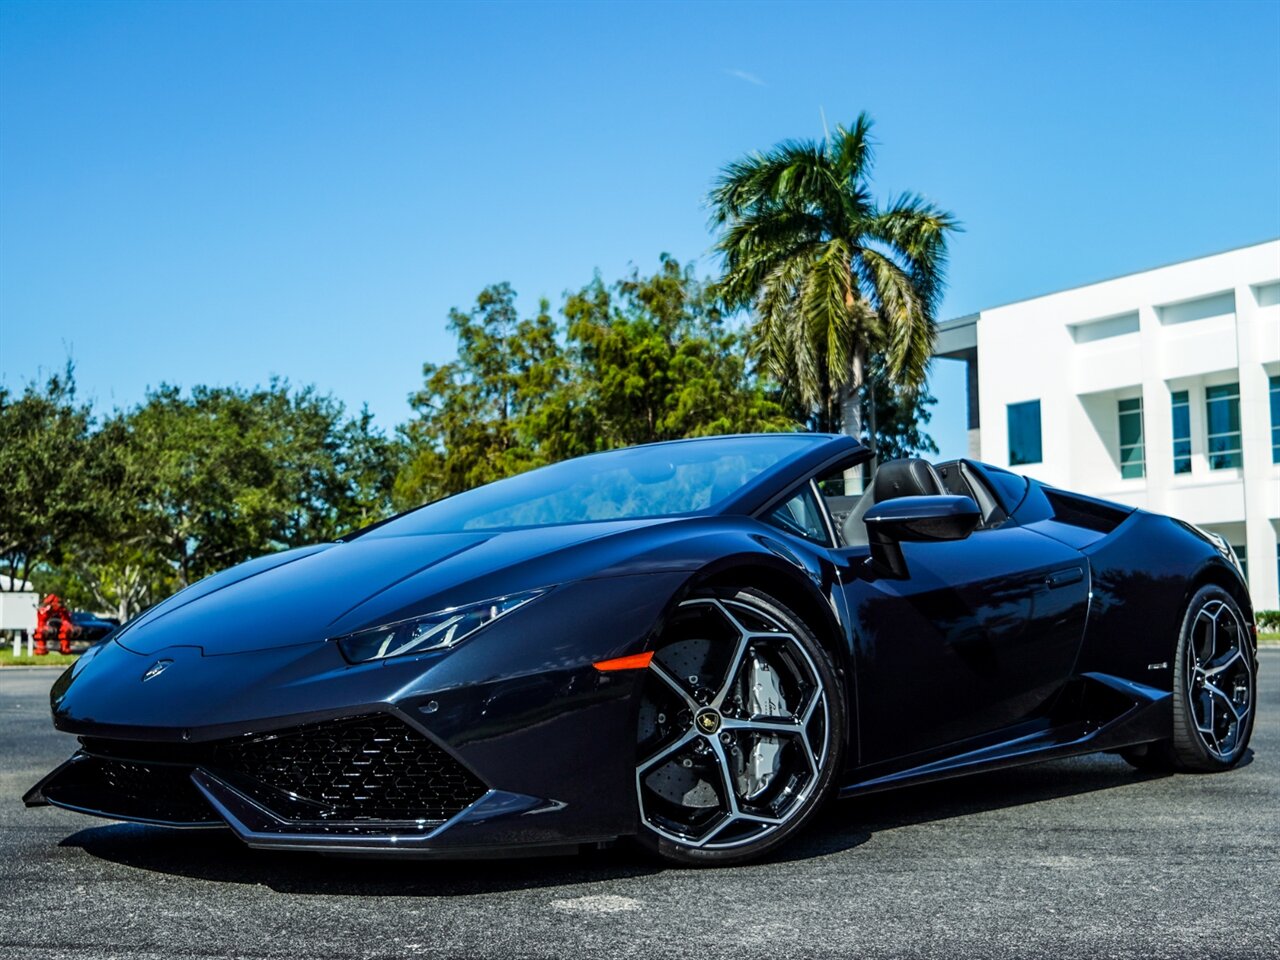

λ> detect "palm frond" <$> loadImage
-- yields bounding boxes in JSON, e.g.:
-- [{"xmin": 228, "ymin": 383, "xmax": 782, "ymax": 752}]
[
  {"xmin": 867, "ymin": 193, "xmax": 959, "ymax": 312},
  {"xmin": 709, "ymin": 140, "xmax": 845, "ymax": 226},
  {"xmin": 712, "ymin": 206, "xmax": 827, "ymax": 310},
  {"xmin": 857, "ymin": 246, "xmax": 932, "ymax": 388},
  {"xmin": 754, "ymin": 254, "xmax": 819, "ymax": 403},
  {"xmin": 829, "ymin": 112, "xmax": 876, "ymax": 184},
  {"xmin": 799, "ymin": 239, "xmax": 858, "ymax": 389}
]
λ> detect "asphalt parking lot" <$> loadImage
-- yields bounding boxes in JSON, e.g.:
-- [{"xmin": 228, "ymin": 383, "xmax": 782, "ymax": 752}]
[{"xmin": 2, "ymin": 653, "xmax": 1277, "ymax": 960}]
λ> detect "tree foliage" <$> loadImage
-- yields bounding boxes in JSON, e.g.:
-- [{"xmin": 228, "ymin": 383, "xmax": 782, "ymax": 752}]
[
  {"xmin": 396, "ymin": 284, "xmax": 565, "ymax": 504},
  {"xmin": 564, "ymin": 256, "xmax": 794, "ymax": 447},
  {"xmin": 113, "ymin": 381, "xmax": 397, "ymax": 588},
  {"xmin": 710, "ymin": 113, "xmax": 958, "ymax": 435},
  {"xmin": 12, "ymin": 376, "xmax": 397, "ymax": 620},
  {"xmin": 7, "ymin": 251, "xmax": 941, "ymax": 623},
  {"xmin": 865, "ymin": 358, "xmax": 939, "ymax": 464},
  {"xmin": 394, "ymin": 256, "xmax": 795, "ymax": 506},
  {"xmin": 0, "ymin": 367, "xmax": 99, "ymax": 590}
]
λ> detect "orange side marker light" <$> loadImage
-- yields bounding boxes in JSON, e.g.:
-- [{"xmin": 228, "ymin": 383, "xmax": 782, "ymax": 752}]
[{"xmin": 592, "ymin": 651, "xmax": 654, "ymax": 672}]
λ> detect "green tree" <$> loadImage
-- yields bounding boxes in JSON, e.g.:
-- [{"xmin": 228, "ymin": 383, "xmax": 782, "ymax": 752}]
[
  {"xmin": 335, "ymin": 407, "xmax": 402, "ymax": 533},
  {"xmin": 0, "ymin": 366, "xmax": 98, "ymax": 591},
  {"xmin": 562, "ymin": 255, "xmax": 793, "ymax": 448},
  {"xmin": 28, "ymin": 381, "xmax": 396, "ymax": 614},
  {"xmin": 118, "ymin": 381, "xmax": 394, "ymax": 588},
  {"xmin": 396, "ymin": 284, "xmax": 566, "ymax": 505},
  {"xmin": 710, "ymin": 113, "xmax": 958, "ymax": 444},
  {"xmin": 395, "ymin": 259, "xmax": 795, "ymax": 507},
  {"xmin": 865, "ymin": 359, "xmax": 939, "ymax": 463},
  {"xmin": 50, "ymin": 415, "xmax": 177, "ymax": 620}
]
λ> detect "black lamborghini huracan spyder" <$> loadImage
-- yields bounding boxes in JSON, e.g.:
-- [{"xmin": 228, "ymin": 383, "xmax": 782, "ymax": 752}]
[{"xmin": 27, "ymin": 433, "xmax": 1257, "ymax": 865}]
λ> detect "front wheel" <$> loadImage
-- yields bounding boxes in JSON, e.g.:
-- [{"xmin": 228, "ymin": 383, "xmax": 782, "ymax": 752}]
[
  {"xmin": 1122, "ymin": 585, "xmax": 1256, "ymax": 772},
  {"xmin": 634, "ymin": 587, "xmax": 845, "ymax": 866}
]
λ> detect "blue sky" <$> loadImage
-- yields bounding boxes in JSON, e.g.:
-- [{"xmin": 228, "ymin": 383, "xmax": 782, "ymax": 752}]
[{"xmin": 2, "ymin": 0, "xmax": 1278, "ymax": 461}]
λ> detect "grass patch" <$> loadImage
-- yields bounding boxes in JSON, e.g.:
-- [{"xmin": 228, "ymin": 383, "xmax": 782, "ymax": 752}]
[
  {"xmin": 0, "ymin": 648, "xmax": 79, "ymax": 667},
  {"xmin": 1260, "ymin": 632, "xmax": 1280, "ymax": 645}
]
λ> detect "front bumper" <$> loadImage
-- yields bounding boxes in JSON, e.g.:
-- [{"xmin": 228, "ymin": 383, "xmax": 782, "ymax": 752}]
[
  {"xmin": 26, "ymin": 573, "xmax": 688, "ymax": 856},
  {"xmin": 24, "ymin": 710, "xmax": 588, "ymax": 857}
]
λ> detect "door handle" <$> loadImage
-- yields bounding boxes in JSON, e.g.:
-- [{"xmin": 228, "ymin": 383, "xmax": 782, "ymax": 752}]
[{"xmin": 1045, "ymin": 567, "xmax": 1084, "ymax": 588}]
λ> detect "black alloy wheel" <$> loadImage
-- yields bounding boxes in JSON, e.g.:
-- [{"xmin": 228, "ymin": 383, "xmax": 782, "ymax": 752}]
[
  {"xmin": 1122, "ymin": 585, "xmax": 1256, "ymax": 772},
  {"xmin": 634, "ymin": 587, "xmax": 845, "ymax": 865}
]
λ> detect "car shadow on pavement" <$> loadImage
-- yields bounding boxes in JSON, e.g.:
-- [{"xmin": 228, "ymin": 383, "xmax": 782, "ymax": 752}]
[
  {"xmin": 726, "ymin": 751, "xmax": 1182, "ymax": 865},
  {"xmin": 58, "ymin": 750, "xmax": 1197, "ymax": 893},
  {"xmin": 59, "ymin": 823, "xmax": 668, "ymax": 896}
]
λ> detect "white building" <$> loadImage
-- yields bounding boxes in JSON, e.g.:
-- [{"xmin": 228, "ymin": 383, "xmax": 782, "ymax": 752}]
[{"xmin": 935, "ymin": 239, "xmax": 1280, "ymax": 610}]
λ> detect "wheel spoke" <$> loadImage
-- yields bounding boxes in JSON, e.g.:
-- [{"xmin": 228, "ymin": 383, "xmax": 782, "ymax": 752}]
[
  {"xmin": 648, "ymin": 660, "xmax": 700, "ymax": 712},
  {"xmin": 710, "ymin": 630, "xmax": 750, "ymax": 710},
  {"xmin": 1203, "ymin": 647, "xmax": 1241, "ymax": 678},
  {"xmin": 1205, "ymin": 607, "xmax": 1220, "ymax": 661},
  {"xmin": 1194, "ymin": 688, "xmax": 1216, "ymax": 734},
  {"xmin": 802, "ymin": 689, "xmax": 823, "ymax": 725},
  {"xmin": 707, "ymin": 736, "xmax": 741, "ymax": 815},
  {"xmin": 678, "ymin": 737, "xmax": 743, "ymax": 848},
  {"xmin": 695, "ymin": 814, "xmax": 735, "ymax": 847},
  {"xmin": 735, "ymin": 810, "xmax": 786, "ymax": 826},
  {"xmin": 1204, "ymin": 682, "xmax": 1247, "ymax": 723},
  {"xmin": 637, "ymin": 727, "xmax": 698, "ymax": 774}
]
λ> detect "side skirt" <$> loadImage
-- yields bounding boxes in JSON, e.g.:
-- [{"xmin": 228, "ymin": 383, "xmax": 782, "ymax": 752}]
[{"xmin": 838, "ymin": 672, "xmax": 1171, "ymax": 799}]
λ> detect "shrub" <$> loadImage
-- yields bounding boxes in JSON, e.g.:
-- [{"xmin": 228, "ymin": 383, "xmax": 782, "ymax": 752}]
[{"xmin": 1257, "ymin": 610, "xmax": 1280, "ymax": 631}]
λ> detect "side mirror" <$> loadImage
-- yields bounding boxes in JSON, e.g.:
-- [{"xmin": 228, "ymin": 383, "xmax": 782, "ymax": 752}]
[{"xmin": 863, "ymin": 495, "xmax": 981, "ymax": 579}]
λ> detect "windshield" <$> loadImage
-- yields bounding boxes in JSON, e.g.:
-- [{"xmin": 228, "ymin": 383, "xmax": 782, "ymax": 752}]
[{"xmin": 369, "ymin": 435, "xmax": 822, "ymax": 534}]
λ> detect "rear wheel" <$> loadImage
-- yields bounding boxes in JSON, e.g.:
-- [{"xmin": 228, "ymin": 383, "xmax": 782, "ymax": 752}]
[
  {"xmin": 634, "ymin": 587, "xmax": 845, "ymax": 866},
  {"xmin": 1121, "ymin": 585, "xmax": 1256, "ymax": 772}
]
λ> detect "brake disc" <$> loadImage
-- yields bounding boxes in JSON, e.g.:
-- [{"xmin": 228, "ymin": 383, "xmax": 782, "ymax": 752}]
[{"xmin": 646, "ymin": 760, "xmax": 720, "ymax": 808}]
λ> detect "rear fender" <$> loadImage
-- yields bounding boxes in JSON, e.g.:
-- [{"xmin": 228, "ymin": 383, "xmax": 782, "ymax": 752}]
[{"xmin": 1079, "ymin": 512, "xmax": 1228, "ymax": 687}]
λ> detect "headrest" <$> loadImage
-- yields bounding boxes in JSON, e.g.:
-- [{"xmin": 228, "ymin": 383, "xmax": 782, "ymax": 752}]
[{"xmin": 872, "ymin": 458, "xmax": 944, "ymax": 502}]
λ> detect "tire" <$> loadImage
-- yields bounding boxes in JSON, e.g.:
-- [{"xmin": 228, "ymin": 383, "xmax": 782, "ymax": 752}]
[
  {"xmin": 634, "ymin": 587, "xmax": 846, "ymax": 866},
  {"xmin": 1121, "ymin": 585, "xmax": 1256, "ymax": 773}
]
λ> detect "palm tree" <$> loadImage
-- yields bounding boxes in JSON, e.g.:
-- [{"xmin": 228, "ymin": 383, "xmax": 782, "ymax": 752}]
[{"xmin": 710, "ymin": 113, "xmax": 958, "ymax": 443}]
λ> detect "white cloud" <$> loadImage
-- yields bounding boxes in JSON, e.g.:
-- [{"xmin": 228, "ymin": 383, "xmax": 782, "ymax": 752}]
[{"xmin": 724, "ymin": 68, "xmax": 766, "ymax": 87}]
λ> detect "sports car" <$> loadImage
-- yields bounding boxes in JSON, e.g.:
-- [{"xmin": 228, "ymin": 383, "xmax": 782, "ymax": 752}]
[{"xmin": 26, "ymin": 433, "xmax": 1258, "ymax": 865}]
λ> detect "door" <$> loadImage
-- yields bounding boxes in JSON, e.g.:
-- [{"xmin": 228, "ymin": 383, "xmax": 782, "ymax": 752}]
[{"xmin": 837, "ymin": 526, "xmax": 1090, "ymax": 765}]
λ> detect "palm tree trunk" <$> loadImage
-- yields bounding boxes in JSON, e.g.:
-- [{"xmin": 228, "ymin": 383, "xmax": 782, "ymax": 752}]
[
  {"xmin": 841, "ymin": 347, "xmax": 864, "ymax": 439},
  {"xmin": 841, "ymin": 345, "xmax": 875, "ymax": 492},
  {"xmin": 866, "ymin": 372, "xmax": 879, "ymax": 476}
]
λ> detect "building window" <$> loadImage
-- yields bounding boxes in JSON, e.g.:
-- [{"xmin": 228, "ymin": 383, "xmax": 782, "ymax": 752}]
[
  {"xmin": 1171, "ymin": 390, "xmax": 1191, "ymax": 474},
  {"xmin": 1205, "ymin": 383, "xmax": 1242, "ymax": 470},
  {"xmin": 1271, "ymin": 374, "xmax": 1279, "ymax": 464},
  {"xmin": 1007, "ymin": 400, "xmax": 1042, "ymax": 466},
  {"xmin": 1118, "ymin": 397, "xmax": 1144, "ymax": 479}
]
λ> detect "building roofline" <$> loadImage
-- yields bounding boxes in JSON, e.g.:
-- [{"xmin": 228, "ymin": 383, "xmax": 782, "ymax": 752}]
[
  {"xmin": 943, "ymin": 236, "xmax": 1280, "ymax": 323},
  {"xmin": 937, "ymin": 312, "xmax": 979, "ymax": 331}
]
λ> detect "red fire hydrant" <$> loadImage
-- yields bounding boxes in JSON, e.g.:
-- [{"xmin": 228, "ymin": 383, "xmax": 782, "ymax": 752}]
[{"xmin": 33, "ymin": 594, "xmax": 76, "ymax": 656}]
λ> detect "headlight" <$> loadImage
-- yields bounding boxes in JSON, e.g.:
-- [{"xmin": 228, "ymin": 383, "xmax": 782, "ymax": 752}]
[{"xmin": 333, "ymin": 590, "xmax": 545, "ymax": 664}]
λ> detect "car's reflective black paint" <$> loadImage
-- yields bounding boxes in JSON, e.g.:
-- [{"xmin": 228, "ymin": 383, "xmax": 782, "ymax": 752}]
[
  {"xmin": 69, "ymin": 611, "xmax": 120, "ymax": 644},
  {"xmin": 26, "ymin": 433, "xmax": 1254, "ymax": 858}
]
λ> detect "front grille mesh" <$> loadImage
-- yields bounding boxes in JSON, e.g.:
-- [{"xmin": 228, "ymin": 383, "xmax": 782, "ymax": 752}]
[
  {"xmin": 79, "ymin": 713, "xmax": 486, "ymax": 824},
  {"xmin": 210, "ymin": 714, "xmax": 485, "ymax": 821}
]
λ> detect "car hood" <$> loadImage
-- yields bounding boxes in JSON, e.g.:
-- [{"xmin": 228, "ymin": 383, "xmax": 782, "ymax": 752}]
[{"xmin": 114, "ymin": 519, "xmax": 675, "ymax": 657}]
